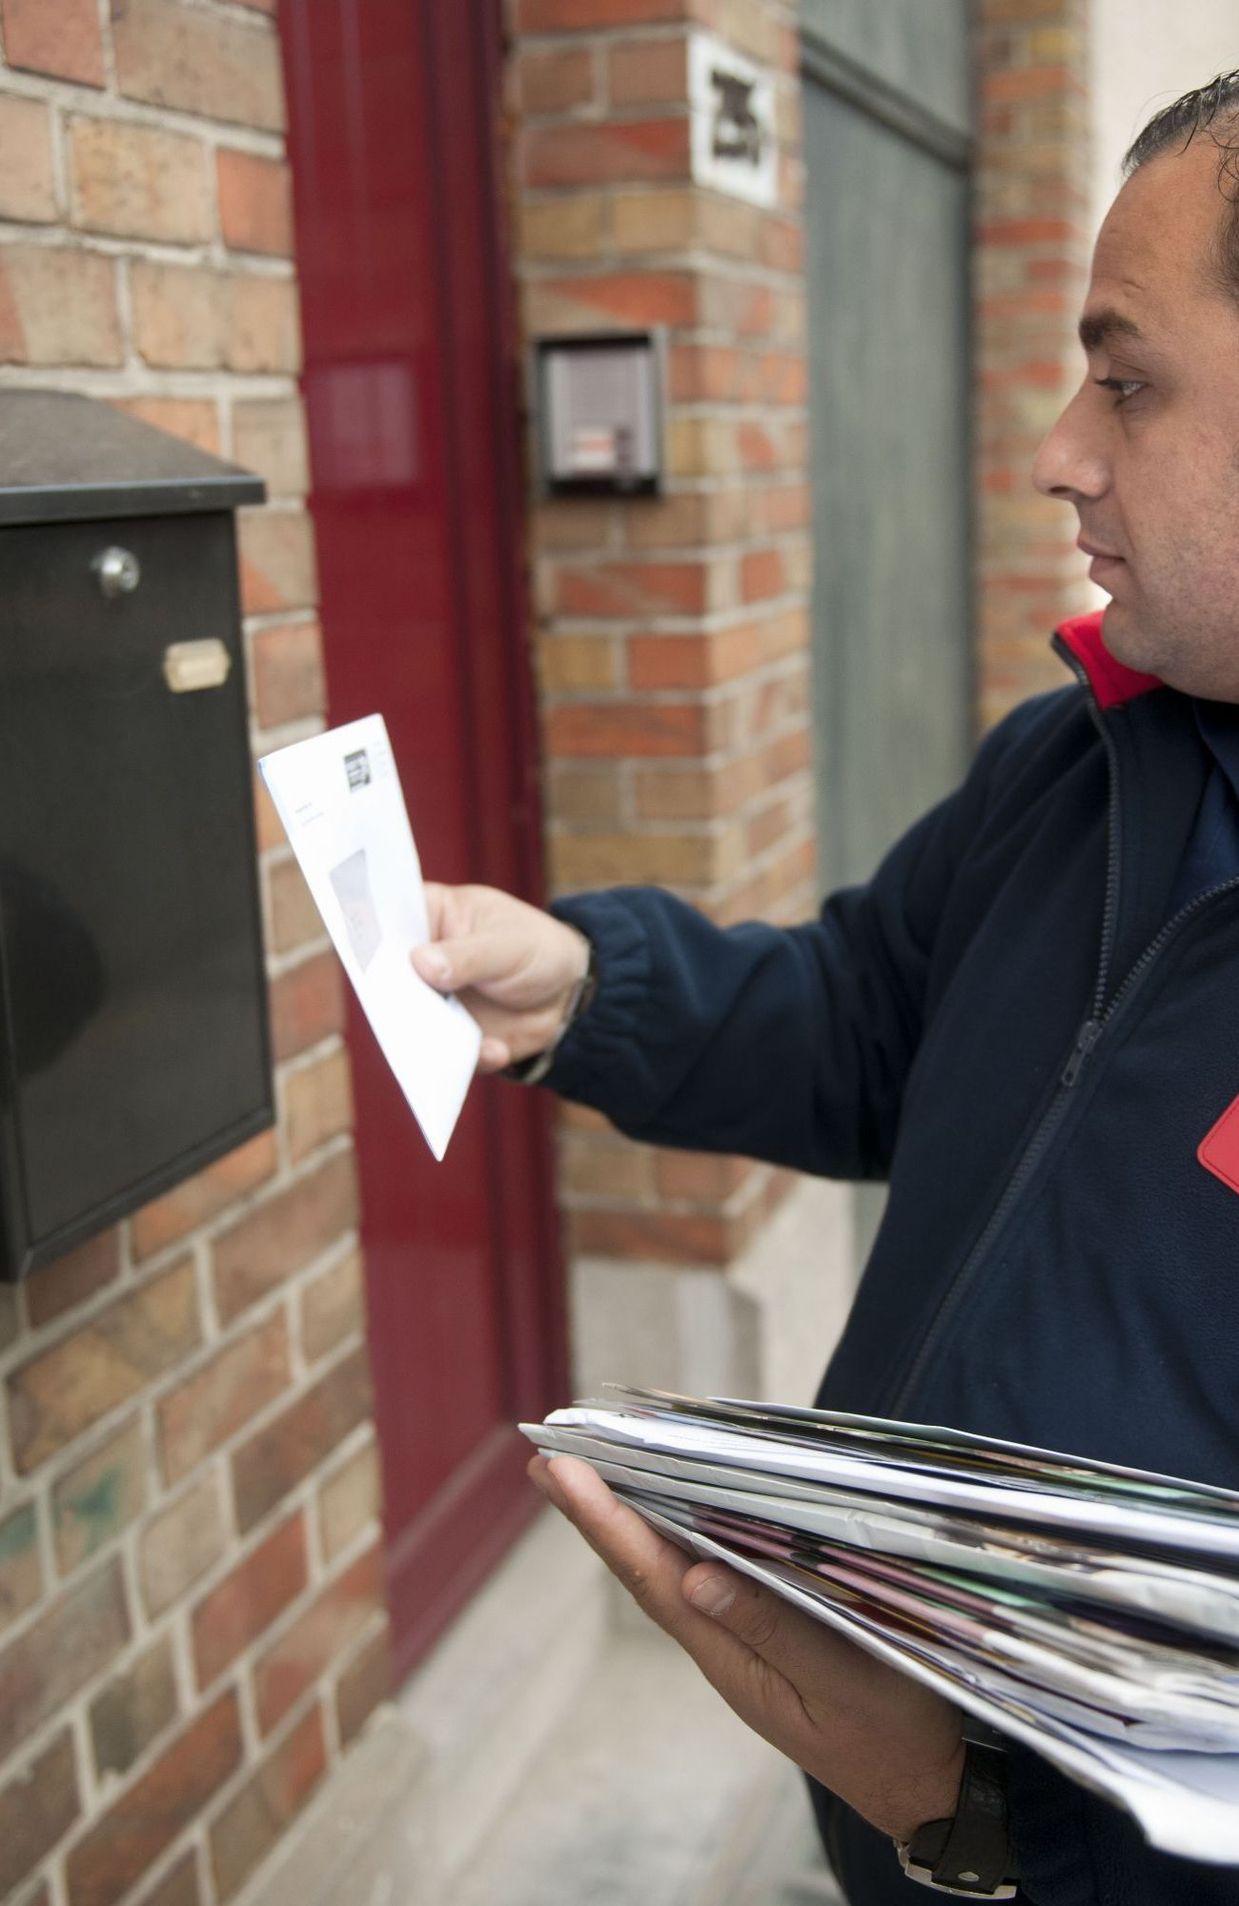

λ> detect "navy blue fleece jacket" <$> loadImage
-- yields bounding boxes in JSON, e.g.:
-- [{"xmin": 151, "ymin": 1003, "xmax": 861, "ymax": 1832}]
[{"xmin": 544, "ymin": 612, "xmax": 1239, "ymax": 1906}]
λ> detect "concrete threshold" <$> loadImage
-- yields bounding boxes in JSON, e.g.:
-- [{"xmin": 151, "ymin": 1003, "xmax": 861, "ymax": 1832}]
[
  {"xmin": 446, "ymin": 1624, "xmax": 843, "ymax": 1906},
  {"xmin": 235, "ymin": 1507, "xmax": 843, "ymax": 1906}
]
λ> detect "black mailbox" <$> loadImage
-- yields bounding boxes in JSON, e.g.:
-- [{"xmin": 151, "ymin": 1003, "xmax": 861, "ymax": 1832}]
[{"xmin": 0, "ymin": 392, "xmax": 273, "ymax": 1281}]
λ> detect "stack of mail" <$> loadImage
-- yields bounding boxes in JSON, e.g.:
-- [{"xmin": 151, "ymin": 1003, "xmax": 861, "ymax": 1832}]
[{"xmin": 524, "ymin": 1388, "xmax": 1239, "ymax": 1862}]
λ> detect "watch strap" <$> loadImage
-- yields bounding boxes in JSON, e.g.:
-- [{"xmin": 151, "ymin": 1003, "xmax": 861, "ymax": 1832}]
[
  {"xmin": 506, "ymin": 934, "xmax": 598, "ymax": 1085},
  {"xmin": 896, "ymin": 1741, "xmax": 1018, "ymax": 1897}
]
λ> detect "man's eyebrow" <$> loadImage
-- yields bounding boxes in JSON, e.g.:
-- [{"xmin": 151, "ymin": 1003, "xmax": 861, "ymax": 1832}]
[{"xmin": 1078, "ymin": 308, "xmax": 1143, "ymax": 353}]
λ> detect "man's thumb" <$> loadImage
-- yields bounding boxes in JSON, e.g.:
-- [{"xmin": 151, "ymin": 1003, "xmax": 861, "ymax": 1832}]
[
  {"xmin": 411, "ymin": 942, "xmax": 453, "ymax": 988},
  {"xmin": 411, "ymin": 929, "xmax": 527, "ymax": 995},
  {"xmin": 685, "ymin": 1567, "xmax": 739, "ymax": 1619}
]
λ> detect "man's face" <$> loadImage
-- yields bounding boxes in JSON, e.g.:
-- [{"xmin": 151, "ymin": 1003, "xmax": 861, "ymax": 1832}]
[{"xmin": 1032, "ymin": 136, "xmax": 1239, "ymax": 700}]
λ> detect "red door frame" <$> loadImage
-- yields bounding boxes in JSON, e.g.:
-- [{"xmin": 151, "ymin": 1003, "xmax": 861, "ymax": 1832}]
[{"xmin": 279, "ymin": 0, "xmax": 567, "ymax": 1677}]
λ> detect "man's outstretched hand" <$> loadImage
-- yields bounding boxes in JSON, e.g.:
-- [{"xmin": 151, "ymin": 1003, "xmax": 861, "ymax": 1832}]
[
  {"xmin": 411, "ymin": 882, "xmax": 589, "ymax": 1074},
  {"xmin": 528, "ymin": 1453, "xmax": 965, "ymax": 1844}
]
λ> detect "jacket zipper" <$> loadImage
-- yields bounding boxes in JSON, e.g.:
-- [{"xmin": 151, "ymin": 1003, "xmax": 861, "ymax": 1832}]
[{"xmin": 886, "ymin": 670, "xmax": 1239, "ymax": 1419}]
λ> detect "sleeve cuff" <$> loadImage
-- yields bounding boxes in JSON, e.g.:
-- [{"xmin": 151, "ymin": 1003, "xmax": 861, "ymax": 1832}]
[{"xmin": 532, "ymin": 890, "xmax": 653, "ymax": 1096}]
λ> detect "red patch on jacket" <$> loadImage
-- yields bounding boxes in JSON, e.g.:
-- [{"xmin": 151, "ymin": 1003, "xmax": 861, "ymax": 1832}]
[{"xmin": 1199, "ymin": 1096, "xmax": 1239, "ymax": 1195}]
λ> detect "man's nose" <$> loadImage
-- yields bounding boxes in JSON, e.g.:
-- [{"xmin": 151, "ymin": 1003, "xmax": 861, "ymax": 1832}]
[{"xmin": 1031, "ymin": 383, "xmax": 1108, "ymax": 501}]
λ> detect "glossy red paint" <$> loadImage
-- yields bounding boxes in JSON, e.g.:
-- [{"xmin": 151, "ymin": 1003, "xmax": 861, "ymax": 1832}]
[{"xmin": 279, "ymin": 0, "xmax": 567, "ymax": 1676}]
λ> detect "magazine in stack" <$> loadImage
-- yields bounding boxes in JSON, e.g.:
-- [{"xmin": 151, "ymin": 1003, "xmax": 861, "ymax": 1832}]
[{"xmin": 524, "ymin": 1387, "xmax": 1239, "ymax": 1862}]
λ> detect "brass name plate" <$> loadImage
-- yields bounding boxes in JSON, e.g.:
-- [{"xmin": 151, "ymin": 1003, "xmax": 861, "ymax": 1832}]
[{"xmin": 163, "ymin": 639, "xmax": 232, "ymax": 694}]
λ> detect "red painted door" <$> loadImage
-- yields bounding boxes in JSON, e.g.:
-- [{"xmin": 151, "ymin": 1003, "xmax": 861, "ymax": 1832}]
[{"xmin": 279, "ymin": 0, "xmax": 567, "ymax": 1676}]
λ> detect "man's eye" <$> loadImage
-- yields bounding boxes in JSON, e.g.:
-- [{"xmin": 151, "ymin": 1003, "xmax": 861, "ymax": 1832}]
[{"xmin": 1093, "ymin": 376, "xmax": 1146, "ymax": 406}]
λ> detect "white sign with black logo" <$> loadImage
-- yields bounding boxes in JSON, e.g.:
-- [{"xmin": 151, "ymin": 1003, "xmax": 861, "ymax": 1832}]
[{"xmin": 689, "ymin": 32, "xmax": 778, "ymax": 210}]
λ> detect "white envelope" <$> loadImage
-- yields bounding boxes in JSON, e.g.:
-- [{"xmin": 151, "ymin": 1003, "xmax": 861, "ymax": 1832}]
[{"xmin": 259, "ymin": 715, "xmax": 481, "ymax": 1160}]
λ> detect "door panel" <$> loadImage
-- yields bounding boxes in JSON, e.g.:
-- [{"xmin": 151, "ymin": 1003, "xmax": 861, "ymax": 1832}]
[
  {"xmin": 802, "ymin": 6, "xmax": 972, "ymax": 893},
  {"xmin": 801, "ymin": 0, "xmax": 970, "ymax": 133},
  {"xmin": 280, "ymin": 0, "xmax": 566, "ymax": 1676},
  {"xmin": 801, "ymin": 6, "xmax": 971, "ymax": 1262}
]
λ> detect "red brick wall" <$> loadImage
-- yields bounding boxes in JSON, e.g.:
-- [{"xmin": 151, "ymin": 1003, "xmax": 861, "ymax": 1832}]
[
  {"xmin": 511, "ymin": 0, "xmax": 810, "ymax": 1268},
  {"xmin": 0, "ymin": 7, "xmax": 387, "ymax": 1903},
  {"xmin": 973, "ymin": 0, "xmax": 1093, "ymax": 728}
]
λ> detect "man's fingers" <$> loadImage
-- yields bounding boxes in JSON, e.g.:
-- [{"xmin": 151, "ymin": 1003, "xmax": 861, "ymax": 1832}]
[
  {"xmin": 530, "ymin": 1455, "xmax": 690, "ymax": 1619},
  {"xmin": 533, "ymin": 1459, "xmax": 832, "ymax": 1694},
  {"xmin": 411, "ymin": 928, "xmax": 528, "ymax": 995},
  {"xmin": 682, "ymin": 1558, "xmax": 957, "ymax": 1753},
  {"xmin": 421, "ymin": 882, "xmax": 451, "ymax": 941},
  {"xmin": 684, "ymin": 1563, "xmax": 834, "ymax": 1672},
  {"xmin": 683, "ymin": 1562, "xmax": 860, "ymax": 1700},
  {"xmin": 529, "ymin": 1458, "xmax": 756, "ymax": 1666}
]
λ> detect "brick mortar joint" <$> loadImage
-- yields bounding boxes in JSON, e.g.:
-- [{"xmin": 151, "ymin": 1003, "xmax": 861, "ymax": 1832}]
[
  {"xmin": 551, "ymin": 808, "xmax": 779, "ymax": 838},
  {"xmin": 0, "ymin": 64, "xmax": 287, "ymax": 158},
  {"xmin": 542, "ymin": 573, "xmax": 811, "ymax": 605},
  {"xmin": 67, "ymin": 1701, "xmax": 101, "ymax": 1848},
  {"xmin": 711, "ymin": 817, "xmax": 817, "ymax": 883},
  {"xmin": 585, "ymin": 644, "xmax": 807, "ymax": 682},
  {"xmin": 587, "ymin": 398, "xmax": 811, "ymax": 422},
  {"xmin": 0, "ymin": 364, "xmax": 302, "ymax": 406},
  {"xmin": 533, "ymin": 567, "xmax": 804, "ymax": 598},
  {"xmin": 540, "ymin": 531, "xmax": 811, "ymax": 563},
  {"xmin": 549, "ymin": 821, "xmax": 814, "ymax": 908},
  {"xmin": 248, "ymin": 710, "xmax": 325, "ymax": 757},
  {"xmin": 541, "ymin": 644, "xmax": 810, "ymax": 692},
  {"xmin": 545, "ymin": 727, "xmax": 813, "ymax": 783},
  {"xmin": 512, "ymin": 19, "xmax": 790, "ymax": 51},
  {"xmin": 519, "ymin": 247, "xmax": 805, "ymax": 285},
  {"xmin": 263, "ymin": 929, "xmax": 339, "ymax": 985},
  {"xmin": 264, "ymin": 926, "xmax": 329, "ymax": 975},
  {"xmin": 562, "ymin": 1177, "xmax": 764, "ymax": 1220},
  {"xmin": 271, "ymin": 1030, "xmax": 352, "ymax": 1091},
  {"xmin": 523, "ymin": 99, "xmax": 691, "ymax": 124},
  {"xmin": 190, "ymin": 0, "xmax": 286, "ymax": 27},
  {"xmin": 0, "ymin": 226, "xmax": 299, "ymax": 301},
  {"xmin": 245, "ymin": 604, "xmax": 318, "ymax": 636},
  {"xmin": 524, "ymin": 169, "xmax": 805, "ymax": 217}
]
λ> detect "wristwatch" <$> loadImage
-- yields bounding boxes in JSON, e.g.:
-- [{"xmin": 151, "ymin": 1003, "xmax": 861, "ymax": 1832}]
[
  {"xmin": 894, "ymin": 1740, "xmax": 1018, "ymax": 1897},
  {"xmin": 506, "ymin": 932, "xmax": 598, "ymax": 1086}
]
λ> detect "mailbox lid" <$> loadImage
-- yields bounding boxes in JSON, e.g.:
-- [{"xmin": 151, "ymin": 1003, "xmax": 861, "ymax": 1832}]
[
  {"xmin": 0, "ymin": 510, "xmax": 272, "ymax": 1273},
  {"xmin": 0, "ymin": 391, "xmax": 264, "ymax": 526}
]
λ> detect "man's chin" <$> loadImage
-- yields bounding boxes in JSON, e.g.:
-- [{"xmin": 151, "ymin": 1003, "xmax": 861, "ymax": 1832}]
[{"xmin": 1099, "ymin": 600, "xmax": 1159, "ymax": 675}]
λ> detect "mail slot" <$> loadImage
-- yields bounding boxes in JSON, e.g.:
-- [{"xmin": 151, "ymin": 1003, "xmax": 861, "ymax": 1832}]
[{"xmin": 0, "ymin": 391, "xmax": 273, "ymax": 1280}]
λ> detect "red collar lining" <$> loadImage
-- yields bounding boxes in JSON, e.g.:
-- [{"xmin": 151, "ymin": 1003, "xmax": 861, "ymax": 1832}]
[{"xmin": 1055, "ymin": 611, "xmax": 1164, "ymax": 709}]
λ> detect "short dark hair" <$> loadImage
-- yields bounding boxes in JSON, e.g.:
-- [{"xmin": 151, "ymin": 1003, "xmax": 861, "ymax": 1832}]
[{"xmin": 1122, "ymin": 71, "xmax": 1239, "ymax": 299}]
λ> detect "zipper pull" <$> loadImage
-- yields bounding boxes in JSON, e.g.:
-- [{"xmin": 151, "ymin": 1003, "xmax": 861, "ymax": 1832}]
[{"xmin": 1062, "ymin": 1017, "xmax": 1102, "ymax": 1087}]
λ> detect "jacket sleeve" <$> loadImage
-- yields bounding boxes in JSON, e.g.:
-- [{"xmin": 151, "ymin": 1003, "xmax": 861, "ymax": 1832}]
[{"xmin": 542, "ymin": 699, "xmax": 1045, "ymax": 1180}]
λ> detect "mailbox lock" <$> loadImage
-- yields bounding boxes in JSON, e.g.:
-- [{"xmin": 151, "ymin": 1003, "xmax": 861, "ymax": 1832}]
[{"xmin": 93, "ymin": 545, "xmax": 142, "ymax": 598}]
